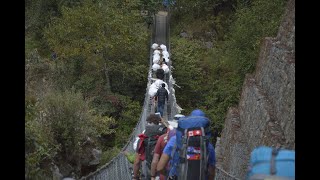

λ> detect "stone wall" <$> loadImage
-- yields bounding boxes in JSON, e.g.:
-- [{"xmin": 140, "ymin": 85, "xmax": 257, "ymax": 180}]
[{"xmin": 215, "ymin": 0, "xmax": 295, "ymax": 179}]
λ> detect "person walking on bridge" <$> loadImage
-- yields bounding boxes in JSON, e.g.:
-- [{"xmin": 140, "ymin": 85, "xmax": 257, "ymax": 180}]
[
  {"xmin": 157, "ymin": 109, "xmax": 216, "ymax": 180},
  {"xmin": 132, "ymin": 114, "xmax": 167, "ymax": 180},
  {"xmin": 155, "ymin": 83, "xmax": 168, "ymax": 117},
  {"xmin": 150, "ymin": 114, "xmax": 184, "ymax": 180}
]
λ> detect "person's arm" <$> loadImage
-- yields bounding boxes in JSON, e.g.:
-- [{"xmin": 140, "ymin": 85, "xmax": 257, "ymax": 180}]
[
  {"xmin": 160, "ymin": 117, "xmax": 169, "ymax": 128},
  {"xmin": 165, "ymin": 91, "xmax": 168, "ymax": 101},
  {"xmin": 157, "ymin": 136, "xmax": 175, "ymax": 175},
  {"xmin": 166, "ymin": 90, "xmax": 169, "ymax": 101},
  {"xmin": 208, "ymin": 165, "xmax": 216, "ymax": 180},
  {"xmin": 133, "ymin": 153, "xmax": 141, "ymax": 179},
  {"xmin": 157, "ymin": 153, "xmax": 170, "ymax": 175},
  {"xmin": 151, "ymin": 136, "xmax": 163, "ymax": 179},
  {"xmin": 151, "ymin": 153, "xmax": 160, "ymax": 180}
]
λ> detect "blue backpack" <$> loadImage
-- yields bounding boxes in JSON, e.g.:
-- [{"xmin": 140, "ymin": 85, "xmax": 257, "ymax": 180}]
[
  {"xmin": 247, "ymin": 146, "xmax": 295, "ymax": 180},
  {"xmin": 170, "ymin": 115, "xmax": 211, "ymax": 180}
]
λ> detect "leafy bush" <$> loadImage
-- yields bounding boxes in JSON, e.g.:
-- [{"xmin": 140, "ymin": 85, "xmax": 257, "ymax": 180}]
[
  {"xmin": 113, "ymin": 95, "xmax": 142, "ymax": 147},
  {"xmin": 42, "ymin": 90, "xmax": 93, "ymax": 160},
  {"xmin": 25, "ymin": 95, "xmax": 58, "ymax": 179},
  {"xmin": 26, "ymin": 88, "xmax": 117, "ymax": 178}
]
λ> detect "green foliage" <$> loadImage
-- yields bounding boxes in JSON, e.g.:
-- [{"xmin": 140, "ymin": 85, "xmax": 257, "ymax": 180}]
[
  {"xmin": 124, "ymin": 151, "xmax": 136, "ymax": 164},
  {"xmin": 170, "ymin": 37, "xmax": 208, "ymax": 112},
  {"xmin": 25, "ymin": 36, "xmax": 40, "ymax": 55},
  {"xmin": 113, "ymin": 95, "xmax": 141, "ymax": 147},
  {"xmin": 26, "ymin": 0, "xmax": 149, "ymax": 177},
  {"xmin": 88, "ymin": 91, "xmax": 141, "ymax": 147},
  {"xmin": 225, "ymin": 0, "xmax": 286, "ymax": 74},
  {"xmin": 25, "ymin": 95, "xmax": 58, "ymax": 179},
  {"xmin": 109, "ymin": 62, "xmax": 148, "ymax": 101},
  {"xmin": 44, "ymin": 0, "xmax": 149, "ymax": 100},
  {"xmin": 25, "ymin": 85, "xmax": 117, "ymax": 178},
  {"xmin": 90, "ymin": 114, "xmax": 116, "ymax": 138},
  {"xmin": 170, "ymin": 0, "xmax": 286, "ymax": 133},
  {"xmin": 44, "ymin": 3, "xmax": 106, "ymax": 60},
  {"xmin": 42, "ymin": 90, "xmax": 95, "ymax": 162}
]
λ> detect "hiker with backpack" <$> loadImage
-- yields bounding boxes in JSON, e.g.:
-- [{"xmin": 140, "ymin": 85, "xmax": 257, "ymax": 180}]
[
  {"xmin": 150, "ymin": 114, "xmax": 185, "ymax": 180},
  {"xmin": 155, "ymin": 83, "xmax": 168, "ymax": 117},
  {"xmin": 157, "ymin": 109, "xmax": 216, "ymax": 180},
  {"xmin": 132, "ymin": 114, "xmax": 167, "ymax": 180}
]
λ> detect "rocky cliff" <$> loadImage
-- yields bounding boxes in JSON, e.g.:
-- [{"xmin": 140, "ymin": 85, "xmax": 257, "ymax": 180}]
[{"xmin": 215, "ymin": 0, "xmax": 295, "ymax": 179}]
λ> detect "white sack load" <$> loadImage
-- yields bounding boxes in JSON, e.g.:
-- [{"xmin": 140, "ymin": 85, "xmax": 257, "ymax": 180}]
[
  {"xmin": 148, "ymin": 83, "xmax": 158, "ymax": 97},
  {"xmin": 153, "ymin": 54, "xmax": 160, "ymax": 63},
  {"xmin": 151, "ymin": 43, "xmax": 159, "ymax": 50},
  {"xmin": 153, "ymin": 50, "xmax": 161, "ymax": 55},
  {"xmin": 160, "ymin": 44, "xmax": 167, "ymax": 51},
  {"xmin": 153, "ymin": 58, "xmax": 160, "ymax": 64},
  {"xmin": 162, "ymin": 64, "xmax": 169, "ymax": 74},
  {"xmin": 164, "ymin": 57, "xmax": 170, "ymax": 63},
  {"xmin": 152, "ymin": 63, "xmax": 160, "ymax": 71},
  {"xmin": 154, "ymin": 79, "xmax": 164, "ymax": 88},
  {"xmin": 154, "ymin": 79, "xmax": 170, "ymax": 94},
  {"xmin": 162, "ymin": 50, "xmax": 169, "ymax": 58}
]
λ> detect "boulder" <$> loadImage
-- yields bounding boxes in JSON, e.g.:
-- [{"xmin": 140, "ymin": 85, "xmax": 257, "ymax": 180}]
[
  {"xmin": 89, "ymin": 148, "xmax": 102, "ymax": 166},
  {"xmin": 180, "ymin": 32, "xmax": 188, "ymax": 38}
]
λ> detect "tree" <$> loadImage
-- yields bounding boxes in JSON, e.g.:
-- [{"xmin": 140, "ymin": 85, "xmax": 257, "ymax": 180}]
[{"xmin": 44, "ymin": 0, "xmax": 149, "ymax": 98}]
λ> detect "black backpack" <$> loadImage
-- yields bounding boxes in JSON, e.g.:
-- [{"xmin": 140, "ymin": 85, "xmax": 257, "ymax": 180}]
[{"xmin": 143, "ymin": 124, "xmax": 167, "ymax": 168}]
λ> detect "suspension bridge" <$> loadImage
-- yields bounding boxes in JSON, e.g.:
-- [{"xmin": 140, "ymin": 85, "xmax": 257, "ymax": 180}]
[{"xmin": 80, "ymin": 10, "xmax": 239, "ymax": 180}]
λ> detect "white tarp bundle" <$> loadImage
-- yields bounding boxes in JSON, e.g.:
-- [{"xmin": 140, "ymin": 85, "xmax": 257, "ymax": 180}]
[
  {"xmin": 153, "ymin": 54, "xmax": 160, "ymax": 63},
  {"xmin": 148, "ymin": 79, "xmax": 170, "ymax": 97},
  {"xmin": 151, "ymin": 43, "xmax": 159, "ymax": 50},
  {"xmin": 162, "ymin": 50, "xmax": 169, "ymax": 58},
  {"xmin": 164, "ymin": 57, "xmax": 170, "ymax": 63},
  {"xmin": 162, "ymin": 64, "xmax": 169, "ymax": 74},
  {"xmin": 152, "ymin": 63, "xmax": 160, "ymax": 71},
  {"xmin": 160, "ymin": 44, "xmax": 167, "ymax": 51},
  {"xmin": 153, "ymin": 50, "xmax": 161, "ymax": 55},
  {"xmin": 148, "ymin": 83, "xmax": 158, "ymax": 97}
]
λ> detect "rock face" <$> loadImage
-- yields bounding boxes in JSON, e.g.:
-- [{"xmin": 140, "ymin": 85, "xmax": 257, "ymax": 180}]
[{"xmin": 215, "ymin": 0, "xmax": 295, "ymax": 179}]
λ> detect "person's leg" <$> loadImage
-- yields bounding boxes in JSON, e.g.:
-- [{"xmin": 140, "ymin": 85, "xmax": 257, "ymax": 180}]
[
  {"xmin": 158, "ymin": 102, "xmax": 164, "ymax": 117},
  {"xmin": 157, "ymin": 103, "xmax": 161, "ymax": 115}
]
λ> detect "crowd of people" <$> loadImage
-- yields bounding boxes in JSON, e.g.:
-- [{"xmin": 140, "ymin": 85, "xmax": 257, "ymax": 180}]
[
  {"xmin": 129, "ymin": 109, "xmax": 296, "ymax": 180},
  {"xmin": 131, "ymin": 109, "xmax": 216, "ymax": 180}
]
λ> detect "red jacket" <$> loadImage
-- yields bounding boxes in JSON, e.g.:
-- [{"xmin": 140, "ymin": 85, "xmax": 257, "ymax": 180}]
[{"xmin": 137, "ymin": 133, "xmax": 148, "ymax": 160}]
